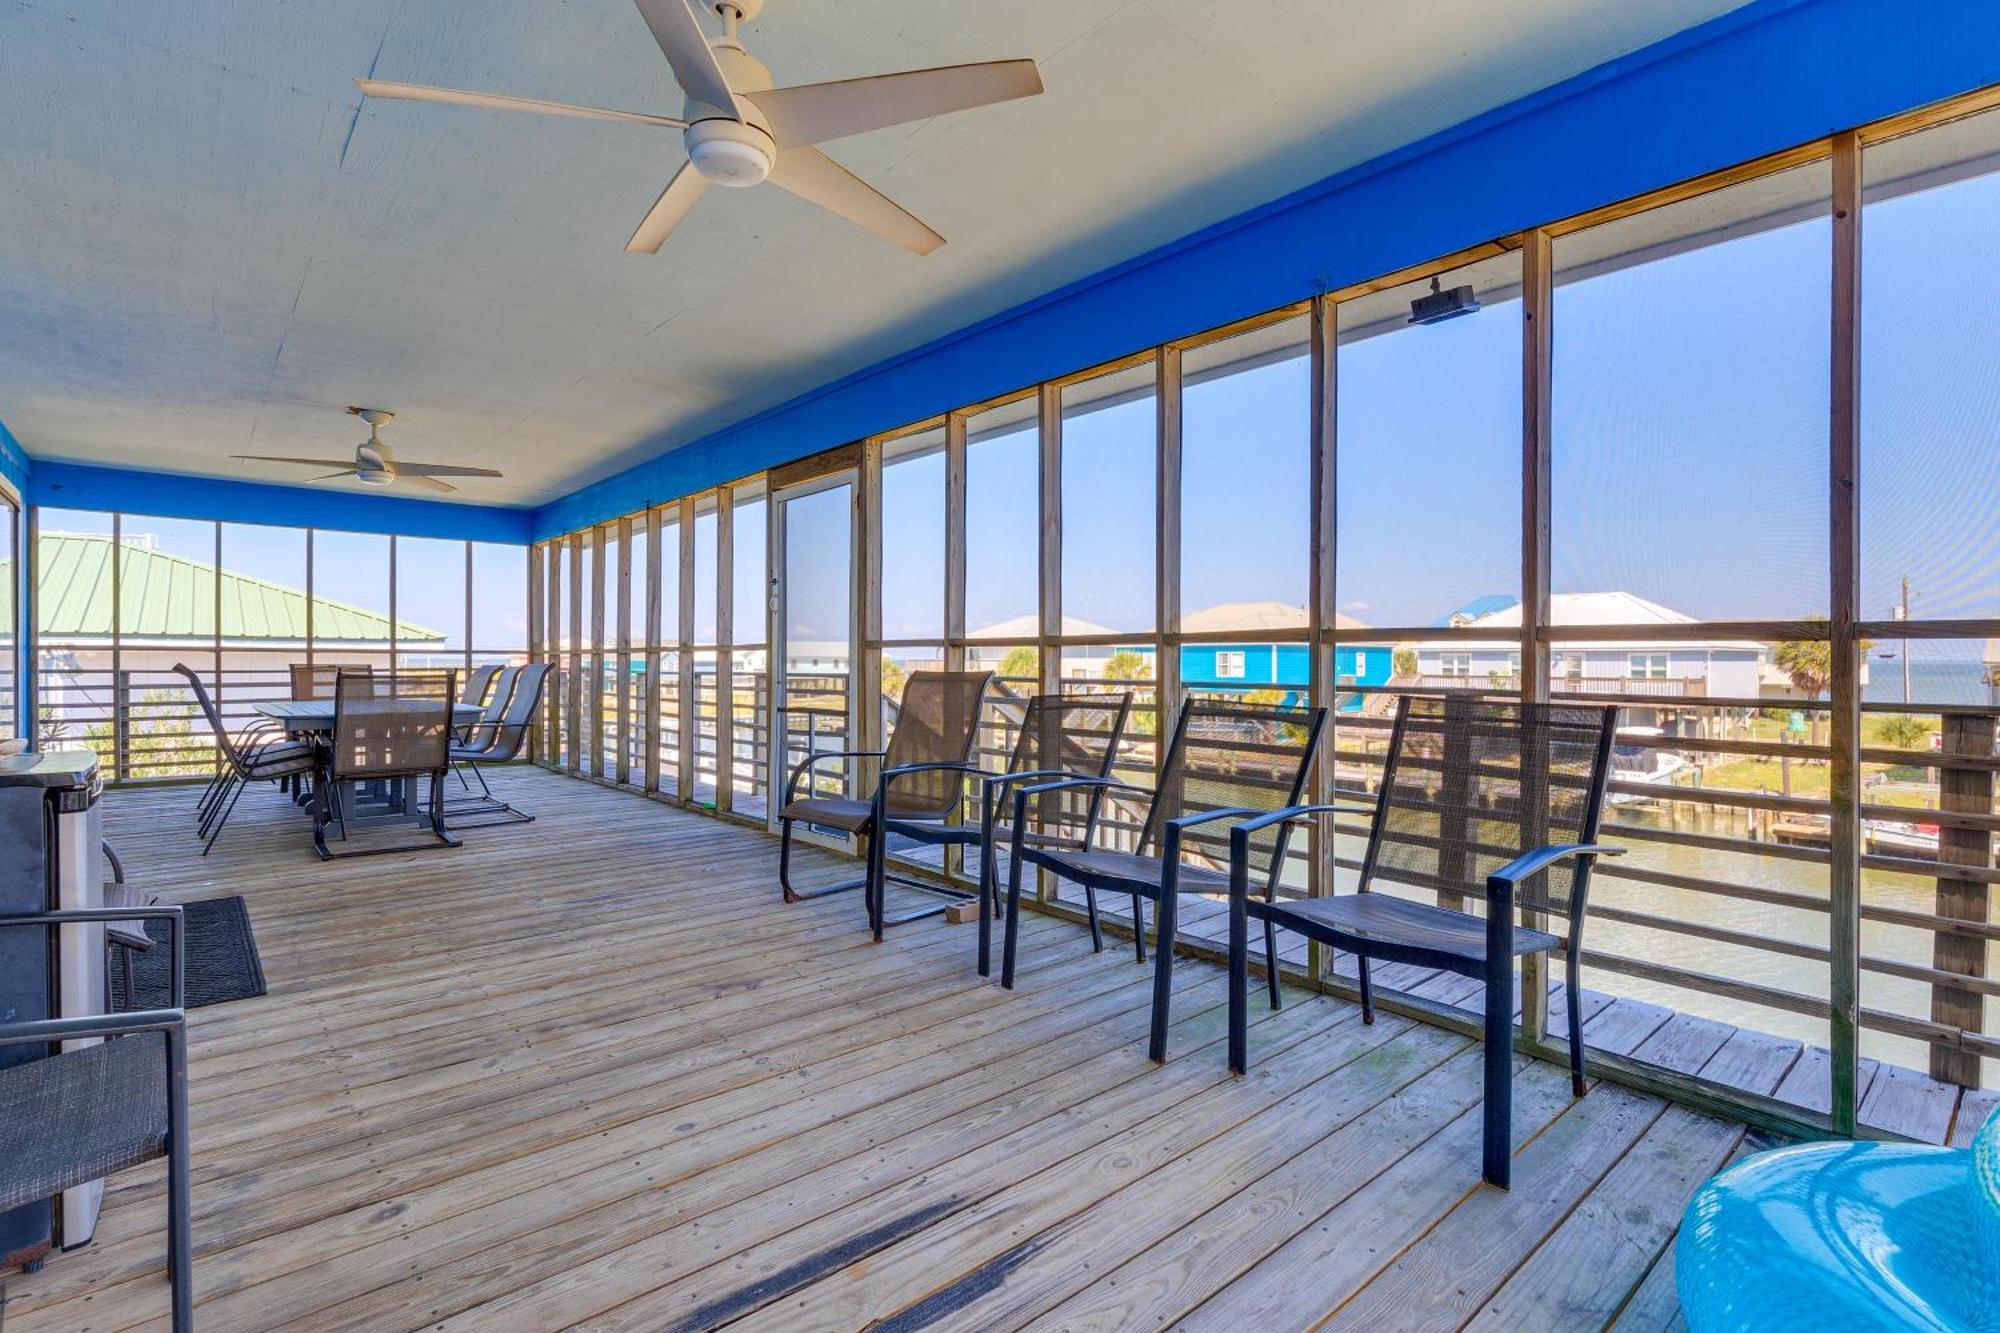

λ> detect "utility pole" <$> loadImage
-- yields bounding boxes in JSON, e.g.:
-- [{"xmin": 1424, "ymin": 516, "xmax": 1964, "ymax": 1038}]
[{"xmin": 1896, "ymin": 575, "xmax": 1912, "ymax": 704}]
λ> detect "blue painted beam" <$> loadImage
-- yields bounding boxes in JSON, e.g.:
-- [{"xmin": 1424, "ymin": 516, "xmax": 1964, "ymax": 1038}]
[
  {"xmin": 28, "ymin": 460, "xmax": 534, "ymax": 544},
  {"xmin": 533, "ymin": 0, "xmax": 2000, "ymax": 540},
  {"xmin": 0, "ymin": 417, "xmax": 27, "ymax": 496}
]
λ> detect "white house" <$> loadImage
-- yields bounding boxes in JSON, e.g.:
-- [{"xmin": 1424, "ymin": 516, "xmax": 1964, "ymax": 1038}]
[{"xmin": 1414, "ymin": 591, "xmax": 1774, "ymax": 700}]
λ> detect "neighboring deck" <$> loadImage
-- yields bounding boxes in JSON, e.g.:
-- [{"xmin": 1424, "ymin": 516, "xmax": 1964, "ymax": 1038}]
[{"xmin": 7, "ymin": 768, "xmax": 1768, "ymax": 1331}]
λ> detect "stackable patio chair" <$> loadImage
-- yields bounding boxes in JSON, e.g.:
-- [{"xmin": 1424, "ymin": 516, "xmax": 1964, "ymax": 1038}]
[
  {"xmin": 176, "ymin": 663, "xmax": 319, "ymax": 855},
  {"xmin": 1223, "ymin": 694, "xmax": 1621, "ymax": 1188},
  {"xmin": 963, "ymin": 691, "xmax": 1132, "ymax": 976},
  {"xmin": 777, "ymin": 669, "xmax": 993, "ymax": 939},
  {"xmin": 0, "ymin": 905, "xmax": 192, "ymax": 1331},
  {"xmin": 313, "ymin": 667, "xmax": 461, "ymax": 860},
  {"xmin": 445, "ymin": 663, "xmax": 552, "ymax": 828},
  {"xmin": 288, "ymin": 662, "xmax": 372, "ymax": 699},
  {"xmin": 1002, "ymin": 695, "xmax": 1326, "ymax": 1062},
  {"xmin": 460, "ymin": 663, "xmax": 503, "ymax": 710}
]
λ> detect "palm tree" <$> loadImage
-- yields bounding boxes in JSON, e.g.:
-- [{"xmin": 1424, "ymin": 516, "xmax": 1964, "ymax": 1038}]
[{"xmin": 1773, "ymin": 621, "xmax": 1870, "ymax": 746}]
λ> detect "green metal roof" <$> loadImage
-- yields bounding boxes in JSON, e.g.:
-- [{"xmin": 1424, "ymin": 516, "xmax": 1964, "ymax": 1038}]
[{"xmin": 25, "ymin": 534, "xmax": 442, "ymax": 643}]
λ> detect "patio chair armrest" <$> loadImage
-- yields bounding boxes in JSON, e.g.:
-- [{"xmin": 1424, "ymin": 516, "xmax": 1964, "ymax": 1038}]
[
  {"xmin": 978, "ymin": 768, "xmax": 1092, "ymax": 826},
  {"xmin": 1224, "ymin": 803, "xmax": 1372, "ymax": 902},
  {"xmin": 0, "ymin": 907, "xmax": 185, "ymax": 1008},
  {"xmin": 0, "ymin": 1008, "xmax": 185, "ymax": 1047},
  {"xmin": 1484, "ymin": 842, "xmax": 1624, "ymax": 895},
  {"xmin": 1008, "ymin": 775, "xmax": 1154, "ymax": 835},
  {"xmin": 880, "ymin": 761, "xmax": 980, "ymax": 784},
  {"xmin": 784, "ymin": 748, "xmax": 887, "ymax": 803}
]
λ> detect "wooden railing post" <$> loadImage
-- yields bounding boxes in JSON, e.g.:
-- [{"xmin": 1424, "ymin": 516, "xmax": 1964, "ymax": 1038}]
[{"xmin": 1931, "ymin": 709, "xmax": 1995, "ymax": 1087}]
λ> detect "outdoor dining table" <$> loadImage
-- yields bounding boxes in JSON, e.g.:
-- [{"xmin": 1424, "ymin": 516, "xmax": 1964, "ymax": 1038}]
[{"xmin": 254, "ymin": 699, "xmax": 483, "ymax": 832}]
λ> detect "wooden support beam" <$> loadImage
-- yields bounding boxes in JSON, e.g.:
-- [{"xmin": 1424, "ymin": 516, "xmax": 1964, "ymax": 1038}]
[
  {"xmin": 527, "ymin": 541, "xmax": 544, "ymax": 765},
  {"xmin": 566, "ymin": 532, "xmax": 583, "ymax": 775},
  {"xmin": 1155, "ymin": 345, "xmax": 1183, "ymax": 755},
  {"xmin": 615, "ymin": 516, "xmax": 633, "ymax": 786},
  {"xmin": 944, "ymin": 414, "xmax": 967, "ymax": 673},
  {"xmin": 643, "ymin": 509, "xmax": 663, "ymax": 795},
  {"xmin": 854, "ymin": 437, "xmax": 886, "ymax": 803},
  {"xmin": 715, "ymin": 488, "xmax": 735, "ymax": 814},
  {"xmin": 1307, "ymin": 295, "xmax": 1338, "ymax": 982},
  {"xmin": 1933, "ymin": 712, "xmax": 1995, "ymax": 1087},
  {"xmin": 1828, "ymin": 129, "xmax": 1864, "ymax": 1135},
  {"xmin": 1519, "ymin": 227, "xmax": 1554, "ymax": 1042},
  {"xmin": 589, "ymin": 525, "xmax": 607, "ymax": 779},
  {"xmin": 1038, "ymin": 382, "xmax": 1063, "ymax": 905},
  {"xmin": 677, "ymin": 498, "xmax": 697, "ymax": 804}
]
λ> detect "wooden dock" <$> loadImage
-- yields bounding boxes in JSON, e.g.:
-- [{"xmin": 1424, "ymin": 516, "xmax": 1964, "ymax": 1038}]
[{"xmin": 0, "ymin": 767, "xmax": 1774, "ymax": 1331}]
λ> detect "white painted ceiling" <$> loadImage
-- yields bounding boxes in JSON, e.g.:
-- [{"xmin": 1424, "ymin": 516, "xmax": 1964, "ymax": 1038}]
[{"xmin": 0, "ymin": 0, "xmax": 1752, "ymax": 509}]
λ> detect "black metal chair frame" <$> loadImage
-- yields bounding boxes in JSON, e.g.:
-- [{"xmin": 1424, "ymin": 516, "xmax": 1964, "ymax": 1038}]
[
  {"xmin": 176, "ymin": 663, "xmax": 317, "ymax": 856},
  {"xmin": 444, "ymin": 664, "xmax": 551, "ymax": 829},
  {"xmin": 1223, "ymin": 695, "xmax": 1621, "ymax": 1189},
  {"xmin": 777, "ymin": 671, "xmax": 994, "ymax": 940},
  {"xmin": 312, "ymin": 668, "xmax": 462, "ymax": 861},
  {"xmin": 1002, "ymin": 697, "xmax": 1328, "ymax": 1064},
  {"xmin": 962, "ymin": 692, "xmax": 1134, "ymax": 977},
  {"xmin": 0, "ymin": 906, "xmax": 192, "ymax": 1331}
]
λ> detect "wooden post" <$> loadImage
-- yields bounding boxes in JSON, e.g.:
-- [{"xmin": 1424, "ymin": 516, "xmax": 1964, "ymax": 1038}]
[
  {"xmin": 1307, "ymin": 295, "xmax": 1338, "ymax": 982},
  {"xmin": 1038, "ymin": 382, "xmax": 1063, "ymax": 903},
  {"xmin": 1828, "ymin": 130, "xmax": 1864, "ymax": 1135},
  {"xmin": 857, "ymin": 438, "xmax": 886, "ymax": 801},
  {"xmin": 1519, "ymin": 228, "xmax": 1554, "ymax": 1041},
  {"xmin": 643, "ymin": 508, "xmax": 663, "ymax": 794},
  {"xmin": 615, "ymin": 515, "xmax": 633, "ymax": 786},
  {"xmin": 527, "ymin": 542, "xmax": 544, "ymax": 766},
  {"xmin": 1931, "ymin": 711, "xmax": 1994, "ymax": 1087},
  {"xmin": 677, "ymin": 498, "xmax": 698, "ymax": 804},
  {"xmin": 1155, "ymin": 345, "xmax": 1184, "ymax": 761},
  {"xmin": 715, "ymin": 487, "xmax": 735, "ymax": 813},
  {"xmin": 109, "ymin": 513, "xmax": 124, "ymax": 780},
  {"xmin": 566, "ymin": 532, "xmax": 583, "ymax": 775},
  {"xmin": 544, "ymin": 541, "xmax": 562, "ymax": 766},
  {"xmin": 942, "ymin": 417, "xmax": 968, "ymax": 878},
  {"xmin": 589, "ymin": 526, "xmax": 607, "ymax": 779}
]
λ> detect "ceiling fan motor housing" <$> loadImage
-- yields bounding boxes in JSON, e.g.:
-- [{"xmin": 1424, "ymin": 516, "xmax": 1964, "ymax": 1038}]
[{"xmin": 684, "ymin": 118, "xmax": 775, "ymax": 186}]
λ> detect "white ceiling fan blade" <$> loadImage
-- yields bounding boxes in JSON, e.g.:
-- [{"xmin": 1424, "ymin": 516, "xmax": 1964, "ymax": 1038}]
[
  {"xmin": 746, "ymin": 60, "xmax": 1043, "ymax": 149},
  {"xmin": 392, "ymin": 462, "xmax": 506, "ymax": 478},
  {"xmin": 355, "ymin": 79, "xmax": 687, "ymax": 128},
  {"xmin": 305, "ymin": 470, "xmax": 361, "ymax": 483},
  {"xmin": 627, "ymin": 161, "xmax": 711, "ymax": 253},
  {"xmin": 399, "ymin": 474, "xmax": 458, "ymax": 493},
  {"xmin": 233, "ymin": 454, "xmax": 360, "ymax": 469},
  {"xmin": 631, "ymin": 0, "xmax": 742, "ymax": 118},
  {"xmin": 766, "ymin": 148, "xmax": 943, "ymax": 255}
]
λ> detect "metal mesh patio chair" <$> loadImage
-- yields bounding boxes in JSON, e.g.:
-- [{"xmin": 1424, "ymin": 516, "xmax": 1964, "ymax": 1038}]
[
  {"xmin": 778, "ymin": 670, "xmax": 993, "ymax": 939},
  {"xmin": 1004, "ymin": 695, "xmax": 1326, "ymax": 1062},
  {"xmin": 460, "ymin": 663, "xmax": 503, "ymax": 709},
  {"xmin": 313, "ymin": 667, "xmax": 460, "ymax": 860},
  {"xmin": 953, "ymin": 691, "xmax": 1133, "ymax": 976},
  {"xmin": 0, "ymin": 905, "xmax": 192, "ymax": 1331},
  {"xmin": 445, "ymin": 663, "xmax": 551, "ymax": 828},
  {"xmin": 288, "ymin": 662, "xmax": 371, "ymax": 700},
  {"xmin": 175, "ymin": 663, "xmax": 318, "ymax": 856},
  {"xmin": 1223, "ymin": 694, "xmax": 1620, "ymax": 1188}
]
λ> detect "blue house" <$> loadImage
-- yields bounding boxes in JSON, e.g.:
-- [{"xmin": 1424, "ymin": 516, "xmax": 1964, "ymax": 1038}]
[{"xmin": 1177, "ymin": 602, "xmax": 1393, "ymax": 711}]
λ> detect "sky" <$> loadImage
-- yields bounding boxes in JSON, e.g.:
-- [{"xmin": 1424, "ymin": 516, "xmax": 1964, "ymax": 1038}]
[{"xmin": 34, "ymin": 122, "xmax": 2000, "ymax": 685}]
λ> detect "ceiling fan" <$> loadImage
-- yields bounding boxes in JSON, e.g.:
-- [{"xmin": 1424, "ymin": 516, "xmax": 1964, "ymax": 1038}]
[
  {"xmin": 355, "ymin": 0, "xmax": 1044, "ymax": 255},
  {"xmin": 233, "ymin": 408, "xmax": 504, "ymax": 493}
]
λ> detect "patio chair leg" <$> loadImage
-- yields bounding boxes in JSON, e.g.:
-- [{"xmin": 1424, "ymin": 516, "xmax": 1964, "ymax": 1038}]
[
  {"xmin": 1002, "ymin": 850, "xmax": 1027, "ymax": 989},
  {"xmin": 1132, "ymin": 893, "xmax": 1146, "ymax": 963},
  {"xmin": 164, "ymin": 1026, "xmax": 194, "ymax": 1333},
  {"xmin": 1482, "ymin": 959, "xmax": 1513, "ymax": 1189},
  {"xmin": 1147, "ymin": 888, "xmax": 1177, "ymax": 1063},
  {"xmin": 201, "ymin": 776, "xmax": 246, "ymax": 857},
  {"xmin": 312, "ymin": 772, "xmax": 332, "ymax": 861},
  {"xmin": 1264, "ymin": 918, "xmax": 1282, "ymax": 1010},
  {"xmin": 977, "ymin": 846, "xmax": 994, "ymax": 978},
  {"xmin": 1358, "ymin": 954, "xmax": 1375, "ymax": 1024},
  {"xmin": 1227, "ymin": 897, "xmax": 1249, "ymax": 1074},
  {"xmin": 777, "ymin": 818, "xmax": 869, "ymax": 904},
  {"xmin": 1082, "ymin": 884, "xmax": 1103, "ymax": 953},
  {"xmin": 1566, "ymin": 950, "xmax": 1587, "ymax": 1098},
  {"xmin": 868, "ymin": 831, "xmax": 887, "ymax": 943}
]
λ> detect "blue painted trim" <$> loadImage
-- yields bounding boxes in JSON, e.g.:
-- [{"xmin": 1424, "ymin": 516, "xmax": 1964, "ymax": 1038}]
[
  {"xmin": 0, "ymin": 417, "xmax": 28, "ymax": 497},
  {"xmin": 28, "ymin": 461, "xmax": 534, "ymax": 544},
  {"xmin": 534, "ymin": 0, "xmax": 2000, "ymax": 540}
]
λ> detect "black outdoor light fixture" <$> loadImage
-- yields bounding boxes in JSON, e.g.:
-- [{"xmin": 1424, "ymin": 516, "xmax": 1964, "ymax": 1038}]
[{"xmin": 1408, "ymin": 274, "xmax": 1482, "ymax": 324}]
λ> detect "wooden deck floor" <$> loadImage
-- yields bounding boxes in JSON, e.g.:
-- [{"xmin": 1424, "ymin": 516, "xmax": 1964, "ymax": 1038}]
[{"xmin": 2, "ymin": 767, "xmax": 1759, "ymax": 1331}]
